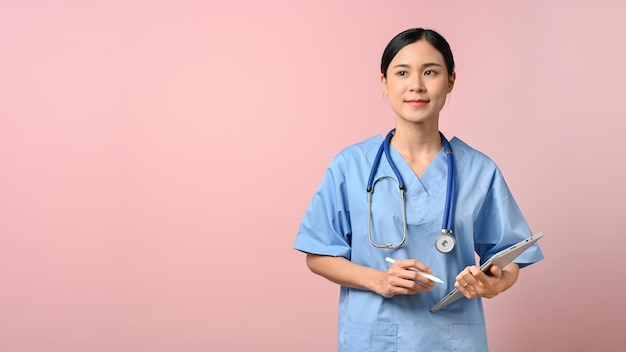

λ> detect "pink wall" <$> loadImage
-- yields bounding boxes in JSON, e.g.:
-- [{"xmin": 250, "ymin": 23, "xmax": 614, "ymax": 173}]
[{"xmin": 1, "ymin": 1, "xmax": 624, "ymax": 351}]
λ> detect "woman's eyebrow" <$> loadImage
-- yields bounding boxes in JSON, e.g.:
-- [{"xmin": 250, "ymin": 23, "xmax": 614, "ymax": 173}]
[
  {"xmin": 422, "ymin": 62, "xmax": 443, "ymax": 68},
  {"xmin": 392, "ymin": 62, "xmax": 443, "ymax": 69}
]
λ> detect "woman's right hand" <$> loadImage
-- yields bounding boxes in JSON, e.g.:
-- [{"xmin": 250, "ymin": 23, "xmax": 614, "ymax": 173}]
[{"xmin": 374, "ymin": 258, "xmax": 435, "ymax": 298}]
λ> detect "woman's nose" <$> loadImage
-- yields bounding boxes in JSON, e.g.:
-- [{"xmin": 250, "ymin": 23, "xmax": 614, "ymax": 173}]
[{"xmin": 410, "ymin": 75, "xmax": 425, "ymax": 92}]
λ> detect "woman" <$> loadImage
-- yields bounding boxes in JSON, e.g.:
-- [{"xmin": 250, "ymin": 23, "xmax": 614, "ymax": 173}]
[{"xmin": 294, "ymin": 28, "xmax": 543, "ymax": 352}]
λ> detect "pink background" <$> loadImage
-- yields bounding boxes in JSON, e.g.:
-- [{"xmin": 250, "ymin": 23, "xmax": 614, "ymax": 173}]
[{"xmin": 1, "ymin": 1, "xmax": 624, "ymax": 351}]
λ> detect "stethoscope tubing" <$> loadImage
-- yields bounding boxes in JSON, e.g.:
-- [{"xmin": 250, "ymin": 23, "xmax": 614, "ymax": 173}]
[
  {"xmin": 366, "ymin": 129, "xmax": 456, "ymax": 251},
  {"xmin": 441, "ymin": 138, "xmax": 456, "ymax": 231}
]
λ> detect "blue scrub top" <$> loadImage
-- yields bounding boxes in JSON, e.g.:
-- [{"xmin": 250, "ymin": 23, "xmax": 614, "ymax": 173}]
[{"xmin": 294, "ymin": 134, "xmax": 544, "ymax": 352}]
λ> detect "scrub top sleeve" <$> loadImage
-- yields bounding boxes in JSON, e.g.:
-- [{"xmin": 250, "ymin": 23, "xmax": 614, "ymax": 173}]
[
  {"xmin": 294, "ymin": 156, "xmax": 352, "ymax": 259},
  {"xmin": 474, "ymin": 169, "xmax": 544, "ymax": 268}
]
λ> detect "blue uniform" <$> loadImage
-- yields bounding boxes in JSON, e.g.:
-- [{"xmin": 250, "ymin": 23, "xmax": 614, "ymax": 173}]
[{"xmin": 294, "ymin": 134, "xmax": 544, "ymax": 352}]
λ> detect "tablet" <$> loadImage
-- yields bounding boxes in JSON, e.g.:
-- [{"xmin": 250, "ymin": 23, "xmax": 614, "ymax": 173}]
[{"xmin": 430, "ymin": 232, "xmax": 544, "ymax": 313}]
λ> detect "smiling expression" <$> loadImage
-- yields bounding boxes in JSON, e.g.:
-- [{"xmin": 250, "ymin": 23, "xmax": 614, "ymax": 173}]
[{"xmin": 381, "ymin": 40, "xmax": 456, "ymax": 127}]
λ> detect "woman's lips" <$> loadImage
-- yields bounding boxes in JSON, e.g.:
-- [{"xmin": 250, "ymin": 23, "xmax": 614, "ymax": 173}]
[{"xmin": 405, "ymin": 99, "xmax": 428, "ymax": 107}]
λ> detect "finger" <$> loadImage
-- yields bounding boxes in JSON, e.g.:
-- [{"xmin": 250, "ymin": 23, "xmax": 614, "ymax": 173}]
[
  {"xmin": 408, "ymin": 280, "xmax": 432, "ymax": 293},
  {"xmin": 454, "ymin": 280, "xmax": 470, "ymax": 290},
  {"xmin": 465, "ymin": 267, "xmax": 496, "ymax": 297},
  {"xmin": 489, "ymin": 264, "xmax": 503, "ymax": 278},
  {"xmin": 468, "ymin": 266, "xmax": 495, "ymax": 287},
  {"xmin": 458, "ymin": 266, "xmax": 478, "ymax": 287},
  {"xmin": 381, "ymin": 270, "xmax": 432, "ymax": 297},
  {"xmin": 405, "ymin": 259, "xmax": 433, "ymax": 274},
  {"xmin": 396, "ymin": 269, "xmax": 435, "ymax": 287},
  {"xmin": 413, "ymin": 274, "xmax": 436, "ymax": 287},
  {"xmin": 391, "ymin": 260, "xmax": 435, "ymax": 287},
  {"xmin": 388, "ymin": 265, "xmax": 420, "ymax": 282},
  {"xmin": 454, "ymin": 279, "xmax": 474, "ymax": 298},
  {"xmin": 455, "ymin": 266, "xmax": 470, "ymax": 282},
  {"xmin": 390, "ymin": 276, "xmax": 431, "ymax": 294},
  {"xmin": 469, "ymin": 265, "xmax": 487, "ymax": 277}
]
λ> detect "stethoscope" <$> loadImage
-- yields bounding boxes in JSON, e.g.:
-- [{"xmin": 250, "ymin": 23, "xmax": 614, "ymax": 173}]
[{"xmin": 366, "ymin": 129, "xmax": 457, "ymax": 253}]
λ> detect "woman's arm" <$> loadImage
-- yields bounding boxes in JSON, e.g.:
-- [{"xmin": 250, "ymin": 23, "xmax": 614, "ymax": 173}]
[{"xmin": 306, "ymin": 253, "xmax": 436, "ymax": 298}]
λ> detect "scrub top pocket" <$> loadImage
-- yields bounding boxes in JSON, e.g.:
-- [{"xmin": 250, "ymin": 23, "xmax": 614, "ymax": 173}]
[
  {"xmin": 449, "ymin": 323, "xmax": 488, "ymax": 352},
  {"xmin": 341, "ymin": 321, "xmax": 398, "ymax": 352}
]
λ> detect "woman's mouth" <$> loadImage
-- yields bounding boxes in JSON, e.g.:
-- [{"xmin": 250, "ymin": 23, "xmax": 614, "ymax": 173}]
[{"xmin": 405, "ymin": 99, "xmax": 428, "ymax": 107}]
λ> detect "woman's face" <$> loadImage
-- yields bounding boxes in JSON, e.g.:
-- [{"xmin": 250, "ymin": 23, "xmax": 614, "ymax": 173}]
[{"xmin": 381, "ymin": 40, "xmax": 455, "ymax": 126}]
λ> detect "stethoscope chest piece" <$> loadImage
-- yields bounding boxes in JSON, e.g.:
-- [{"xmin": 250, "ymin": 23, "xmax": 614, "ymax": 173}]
[{"xmin": 435, "ymin": 230, "xmax": 456, "ymax": 253}]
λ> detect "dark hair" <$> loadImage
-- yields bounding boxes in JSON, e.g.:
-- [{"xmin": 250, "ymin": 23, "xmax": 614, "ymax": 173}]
[{"xmin": 381, "ymin": 28, "xmax": 455, "ymax": 79}]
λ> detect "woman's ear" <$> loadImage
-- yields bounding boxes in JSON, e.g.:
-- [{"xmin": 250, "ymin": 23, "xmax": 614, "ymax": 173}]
[
  {"xmin": 381, "ymin": 74, "xmax": 388, "ymax": 95},
  {"xmin": 448, "ymin": 72, "xmax": 456, "ymax": 93}
]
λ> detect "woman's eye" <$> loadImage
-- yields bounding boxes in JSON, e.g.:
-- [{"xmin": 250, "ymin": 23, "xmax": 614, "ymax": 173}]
[
  {"xmin": 397, "ymin": 71, "xmax": 408, "ymax": 77},
  {"xmin": 424, "ymin": 70, "xmax": 435, "ymax": 76}
]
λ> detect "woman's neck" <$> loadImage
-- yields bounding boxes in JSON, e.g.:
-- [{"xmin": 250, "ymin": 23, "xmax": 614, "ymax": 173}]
[
  {"xmin": 391, "ymin": 123, "xmax": 443, "ymax": 157},
  {"xmin": 390, "ymin": 123, "xmax": 443, "ymax": 177}
]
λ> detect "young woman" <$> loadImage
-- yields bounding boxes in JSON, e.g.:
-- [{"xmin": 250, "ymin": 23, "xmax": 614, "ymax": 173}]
[{"xmin": 294, "ymin": 28, "xmax": 543, "ymax": 352}]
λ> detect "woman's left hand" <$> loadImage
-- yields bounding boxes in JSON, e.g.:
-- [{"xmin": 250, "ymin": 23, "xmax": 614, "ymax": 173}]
[{"xmin": 454, "ymin": 262, "xmax": 520, "ymax": 299}]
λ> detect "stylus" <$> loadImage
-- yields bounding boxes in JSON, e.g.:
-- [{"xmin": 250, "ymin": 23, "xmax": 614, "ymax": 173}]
[{"xmin": 385, "ymin": 257, "xmax": 444, "ymax": 284}]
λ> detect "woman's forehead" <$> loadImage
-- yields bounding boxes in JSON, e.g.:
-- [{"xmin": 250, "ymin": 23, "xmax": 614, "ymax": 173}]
[{"xmin": 391, "ymin": 40, "xmax": 445, "ymax": 66}]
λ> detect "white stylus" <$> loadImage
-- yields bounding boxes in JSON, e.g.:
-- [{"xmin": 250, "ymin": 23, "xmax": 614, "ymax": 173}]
[{"xmin": 385, "ymin": 257, "xmax": 444, "ymax": 284}]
